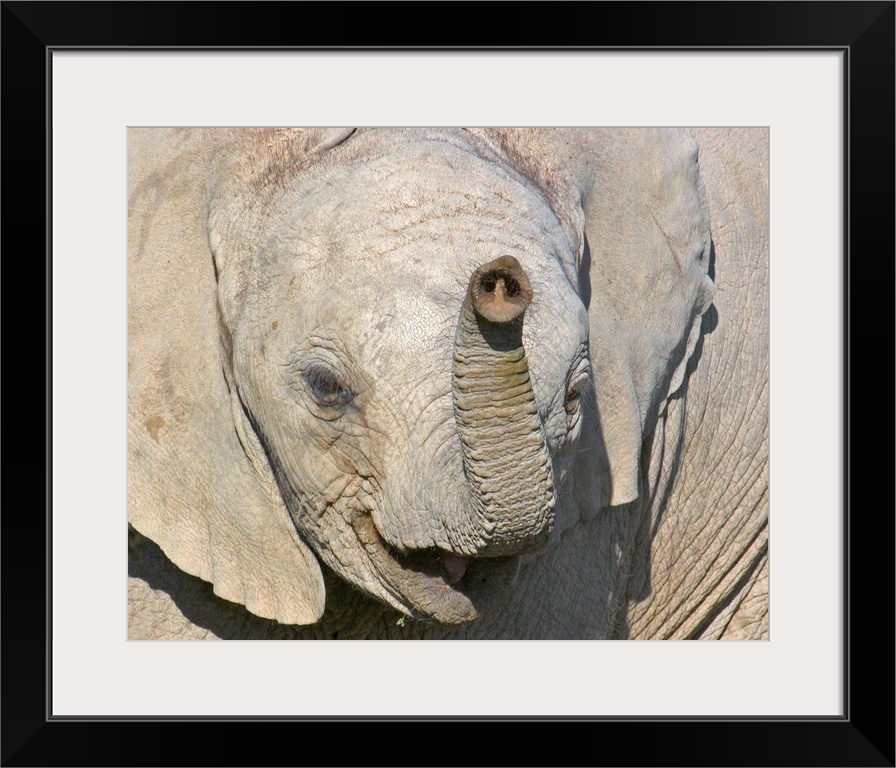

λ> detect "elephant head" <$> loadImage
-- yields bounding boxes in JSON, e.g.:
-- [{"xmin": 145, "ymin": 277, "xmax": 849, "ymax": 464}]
[{"xmin": 127, "ymin": 127, "xmax": 714, "ymax": 629}]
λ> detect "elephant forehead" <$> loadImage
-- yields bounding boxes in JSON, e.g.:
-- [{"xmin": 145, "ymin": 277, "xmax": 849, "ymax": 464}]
[
  {"xmin": 278, "ymin": 224, "xmax": 579, "ymax": 369},
  {"xmin": 294, "ymin": 197, "xmax": 576, "ymax": 309},
  {"xmin": 256, "ymin": 133, "xmax": 586, "ymax": 393},
  {"xmin": 288, "ymin": 248, "xmax": 588, "ymax": 410},
  {"xmin": 272, "ymin": 137, "xmax": 570, "ymax": 261}
]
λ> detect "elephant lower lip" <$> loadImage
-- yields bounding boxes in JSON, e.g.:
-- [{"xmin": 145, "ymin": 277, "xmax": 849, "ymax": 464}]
[
  {"xmin": 349, "ymin": 514, "xmax": 477, "ymax": 623},
  {"xmin": 385, "ymin": 545, "xmax": 474, "ymax": 590},
  {"xmin": 350, "ymin": 514, "xmax": 520, "ymax": 624},
  {"xmin": 385, "ymin": 544, "xmax": 519, "ymax": 609}
]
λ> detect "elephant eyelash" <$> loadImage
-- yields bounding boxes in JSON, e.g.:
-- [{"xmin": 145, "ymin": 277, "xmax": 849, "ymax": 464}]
[
  {"xmin": 304, "ymin": 365, "xmax": 355, "ymax": 408},
  {"xmin": 564, "ymin": 366, "xmax": 592, "ymax": 427},
  {"xmin": 566, "ymin": 363, "xmax": 592, "ymax": 400}
]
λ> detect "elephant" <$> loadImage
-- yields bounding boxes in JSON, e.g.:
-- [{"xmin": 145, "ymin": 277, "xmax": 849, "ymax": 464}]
[{"xmin": 127, "ymin": 126, "xmax": 768, "ymax": 640}]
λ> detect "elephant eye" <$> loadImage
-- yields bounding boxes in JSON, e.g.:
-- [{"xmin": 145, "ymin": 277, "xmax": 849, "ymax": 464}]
[
  {"xmin": 305, "ymin": 366, "xmax": 354, "ymax": 408},
  {"xmin": 563, "ymin": 373, "xmax": 590, "ymax": 434},
  {"xmin": 563, "ymin": 355, "xmax": 591, "ymax": 430},
  {"xmin": 564, "ymin": 387, "xmax": 580, "ymax": 413}
]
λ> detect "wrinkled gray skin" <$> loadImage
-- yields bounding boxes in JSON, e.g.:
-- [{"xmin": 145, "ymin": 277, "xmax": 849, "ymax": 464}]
[{"xmin": 128, "ymin": 127, "xmax": 768, "ymax": 639}]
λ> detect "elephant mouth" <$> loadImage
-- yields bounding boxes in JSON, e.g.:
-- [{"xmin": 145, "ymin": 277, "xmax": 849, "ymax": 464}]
[{"xmin": 351, "ymin": 514, "xmax": 520, "ymax": 625}]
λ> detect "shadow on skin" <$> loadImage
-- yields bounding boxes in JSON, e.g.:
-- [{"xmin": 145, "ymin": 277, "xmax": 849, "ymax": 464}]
[
  {"xmin": 703, "ymin": 239, "xmax": 719, "ymax": 334},
  {"xmin": 672, "ymin": 238, "xmax": 718, "ymax": 394},
  {"xmin": 607, "ymin": 239, "xmax": 719, "ymax": 613},
  {"xmin": 578, "ymin": 235, "xmax": 592, "ymax": 311},
  {"xmin": 571, "ymin": 236, "xmax": 642, "ymax": 638}
]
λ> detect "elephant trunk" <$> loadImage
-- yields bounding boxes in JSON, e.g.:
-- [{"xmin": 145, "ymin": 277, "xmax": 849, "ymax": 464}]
[{"xmin": 452, "ymin": 256, "xmax": 556, "ymax": 556}]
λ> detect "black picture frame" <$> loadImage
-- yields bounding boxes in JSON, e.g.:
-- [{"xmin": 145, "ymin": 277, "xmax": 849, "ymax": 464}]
[{"xmin": 5, "ymin": 2, "xmax": 892, "ymax": 766}]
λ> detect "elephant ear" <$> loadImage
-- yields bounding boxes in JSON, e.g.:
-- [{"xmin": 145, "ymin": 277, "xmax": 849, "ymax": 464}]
[
  {"xmin": 127, "ymin": 128, "xmax": 352, "ymax": 625},
  {"xmin": 472, "ymin": 128, "xmax": 714, "ymax": 508}
]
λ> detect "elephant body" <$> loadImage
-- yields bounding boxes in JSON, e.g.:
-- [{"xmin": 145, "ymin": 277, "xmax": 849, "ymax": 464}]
[{"xmin": 128, "ymin": 127, "xmax": 768, "ymax": 640}]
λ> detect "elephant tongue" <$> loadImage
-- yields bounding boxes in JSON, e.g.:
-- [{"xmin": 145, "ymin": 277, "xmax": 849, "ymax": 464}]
[{"xmin": 439, "ymin": 552, "xmax": 471, "ymax": 584}]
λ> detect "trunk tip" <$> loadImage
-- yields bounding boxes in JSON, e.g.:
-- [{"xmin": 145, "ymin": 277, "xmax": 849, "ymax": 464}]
[{"xmin": 468, "ymin": 255, "xmax": 533, "ymax": 323}]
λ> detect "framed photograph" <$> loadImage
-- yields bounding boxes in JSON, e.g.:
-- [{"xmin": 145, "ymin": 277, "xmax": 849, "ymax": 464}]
[{"xmin": 8, "ymin": 2, "xmax": 892, "ymax": 765}]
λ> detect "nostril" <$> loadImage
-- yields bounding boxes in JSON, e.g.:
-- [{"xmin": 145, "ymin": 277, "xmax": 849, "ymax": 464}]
[{"xmin": 477, "ymin": 272, "xmax": 521, "ymax": 298}]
